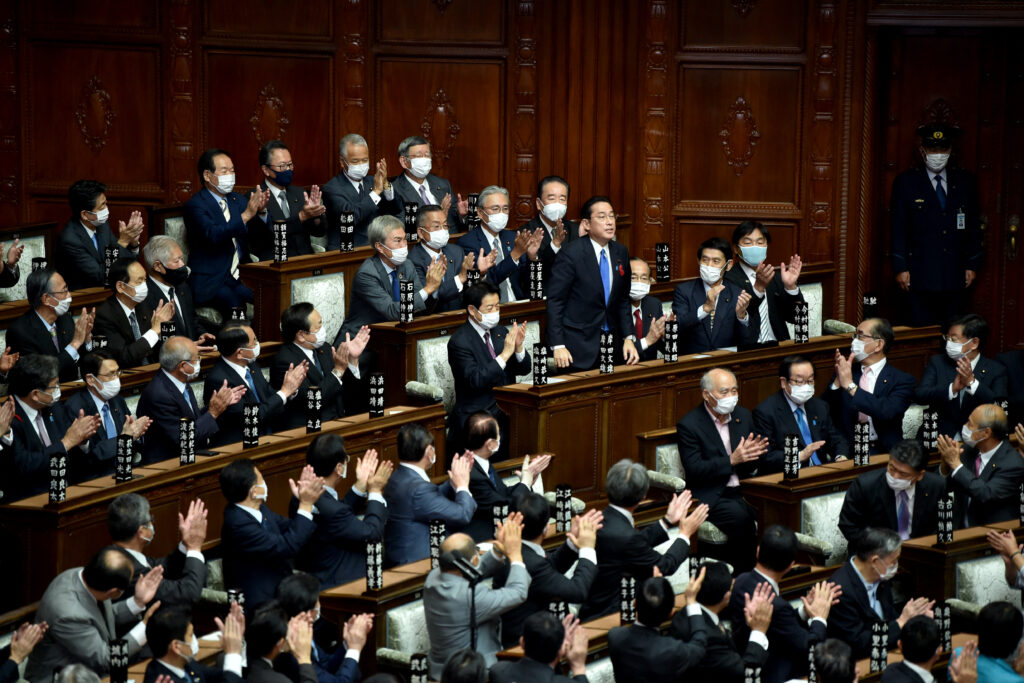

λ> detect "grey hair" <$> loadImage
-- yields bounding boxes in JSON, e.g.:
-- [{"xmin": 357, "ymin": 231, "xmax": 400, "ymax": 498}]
[
  {"xmin": 159, "ymin": 336, "xmax": 193, "ymax": 372},
  {"xmin": 339, "ymin": 133, "xmax": 368, "ymax": 160},
  {"xmin": 143, "ymin": 235, "xmax": 183, "ymax": 269},
  {"xmin": 854, "ymin": 527, "xmax": 901, "ymax": 561},
  {"xmin": 57, "ymin": 665, "xmax": 102, "ymax": 683},
  {"xmin": 701, "ymin": 367, "xmax": 736, "ymax": 392},
  {"xmin": 398, "ymin": 135, "xmax": 429, "ymax": 158},
  {"xmin": 605, "ymin": 458, "xmax": 650, "ymax": 508},
  {"xmin": 107, "ymin": 493, "xmax": 151, "ymax": 542},
  {"xmin": 478, "ymin": 185, "xmax": 510, "ymax": 209},
  {"xmin": 367, "ymin": 214, "xmax": 404, "ymax": 248}
]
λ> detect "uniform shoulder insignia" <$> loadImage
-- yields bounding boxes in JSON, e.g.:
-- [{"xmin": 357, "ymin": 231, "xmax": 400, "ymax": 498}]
[{"xmin": 914, "ymin": 199, "xmax": 925, "ymax": 203}]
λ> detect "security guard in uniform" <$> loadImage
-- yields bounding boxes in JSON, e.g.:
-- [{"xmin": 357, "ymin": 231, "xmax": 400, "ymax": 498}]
[{"xmin": 890, "ymin": 123, "xmax": 982, "ymax": 327}]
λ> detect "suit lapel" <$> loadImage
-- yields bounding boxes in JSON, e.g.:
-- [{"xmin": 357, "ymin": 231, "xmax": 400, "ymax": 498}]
[
  {"xmin": 14, "ymin": 403, "xmax": 44, "ymax": 450},
  {"xmin": 371, "ymin": 255, "xmax": 392, "ymax": 294},
  {"xmin": 698, "ymin": 409, "xmax": 730, "ymax": 458}
]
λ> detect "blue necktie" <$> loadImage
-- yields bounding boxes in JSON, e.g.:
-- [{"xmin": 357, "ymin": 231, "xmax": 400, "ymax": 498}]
[
  {"xmin": 390, "ymin": 270, "xmax": 400, "ymax": 302},
  {"xmin": 794, "ymin": 407, "xmax": 820, "ymax": 466},
  {"xmin": 867, "ymin": 584, "xmax": 883, "ymax": 618},
  {"xmin": 599, "ymin": 249, "xmax": 611, "ymax": 331},
  {"xmin": 182, "ymin": 387, "xmax": 196, "ymax": 417},
  {"xmin": 896, "ymin": 489, "xmax": 910, "ymax": 540},
  {"xmin": 244, "ymin": 368, "xmax": 260, "ymax": 402},
  {"xmin": 91, "ymin": 232, "xmax": 98, "ymax": 252},
  {"xmin": 101, "ymin": 404, "xmax": 116, "ymax": 439},
  {"xmin": 935, "ymin": 174, "xmax": 947, "ymax": 211},
  {"xmin": 311, "ymin": 349, "xmax": 323, "ymax": 374},
  {"xmin": 488, "ymin": 466, "xmax": 498, "ymax": 487}
]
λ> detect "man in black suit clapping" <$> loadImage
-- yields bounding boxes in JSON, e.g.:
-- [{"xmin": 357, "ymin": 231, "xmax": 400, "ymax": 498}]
[
  {"xmin": 92, "ymin": 258, "xmax": 176, "ymax": 369},
  {"xmin": 881, "ymin": 616, "xmax": 943, "ymax": 683}
]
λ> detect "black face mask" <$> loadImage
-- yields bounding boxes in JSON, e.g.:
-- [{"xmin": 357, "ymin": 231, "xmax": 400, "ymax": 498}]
[{"xmin": 162, "ymin": 265, "xmax": 189, "ymax": 286}]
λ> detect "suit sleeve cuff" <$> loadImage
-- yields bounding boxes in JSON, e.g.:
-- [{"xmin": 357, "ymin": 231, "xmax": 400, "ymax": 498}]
[
  {"xmin": 348, "ymin": 363, "xmax": 361, "ymax": 380},
  {"xmin": 737, "ymin": 315, "xmax": 750, "ymax": 326},
  {"xmin": 64, "ymin": 344, "xmax": 80, "ymax": 361},
  {"xmin": 383, "ymin": 186, "xmax": 395, "ymax": 201},
  {"xmin": 276, "ymin": 390, "xmax": 290, "ymax": 403},
  {"xmin": 553, "ymin": 345, "xmax": 566, "ymax": 351},
  {"xmin": 345, "ymin": 648, "xmax": 361, "ymax": 662},
  {"xmin": 514, "ymin": 350, "xmax": 526, "ymax": 362},
  {"xmin": 222, "ymin": 652, "xmax": 243, "ymax": 677},
  {"xmin": 1, "ymin": 429, "xmax": 11, "ymax": 446},
  {"xmin": 967, "ymin": 379, "xmax": 979, "ymax": 395},
  {"xmin": 785, "ymin": 287, "xmax": 801, "ymax": 295},
  {"xmin": 952, "ymin": 464, "xmax": 964, "ymax": 478},
  {"xmin": 128, "ymin": 597, "xmax": 146, "ymax": 615},
  {"xmin": 495, "ymin": 356, "xmax": 507, "ymax": 370},
  {"xmin": 749, "ymin": 630, "xmax": 769, "ymax": 649},
  {"xmin": 296, "ymin": 509, "xmax": 313, "ymax": 521},
  {"xmin": 368, "ymin": 492, "xmax": 387, "ymax": 506},
  {"xmin": 454, "ymin": 277, "xmax": 464, "ymax": 293},
  {"xmin": 127, "ymin": 619, "xmax": 148, "ymax": 647},
  {"xmin": 418, "ymin": 287, "xmax": 433, "ymax": 301},
  {"xmin": 577, "ymin": 547, "xmax": 597, "ymax": 564},
  {"xmin": 178, "ymin": 542, "xmax": 204, "ymax": 562},
  {"xmin": 369, "ymin": 190, "xmax": 382, "ymax": 204},
  {"xmin": 810, "ymin": 616, "xmax": 827, "ymax": 628},
  {"xmin": 949, "ymin": 383, "xmax": 957, "ymax": 400},
  {"xmin": 685, "ymin": 604, "xmax": 702, "ymax": 617},
  {"xmin": 550, "ymin": 242, "xmax": 561, "ymax": 254},
  {"xmin": 510, "ymin": 561, "xmax": 525, "ymax": 569},
  {"xmin": 639, "ymin": 338, "xmax": 649, "ymax": 352},
  {"xmin": 141, "ymin": 329, "xmax": 160, "ymax": 347},
  {"xmin": 696, "ymin": 307, "xmax": 709, "ymax": 321},
  {"xmin": 456, "ymin": 486, "xmax": 472, "ymax": 496}
]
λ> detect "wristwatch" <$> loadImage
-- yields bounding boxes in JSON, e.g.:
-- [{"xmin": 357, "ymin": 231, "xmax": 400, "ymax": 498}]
[{"xmin": 846, "ymin": 382, "xmax": 857, "ymax": 394}]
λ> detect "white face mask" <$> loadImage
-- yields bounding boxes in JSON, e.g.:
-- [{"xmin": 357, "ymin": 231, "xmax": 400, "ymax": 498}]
[
  {"xmin": 788, "ymin": 384, "xmax": 814, "ymax": 405},
  {"xmin": 178, "ymin": 634, "xmax": 199, "ymax": 659},
  {"xmin": 485, "ymin": 213, "xmax": 509, "ymax": 232},
  {"xmin": 346, "ymin": 163, "xmax": 369, "ymax": 181},
  {"xmin": 310, "ymin": 327, "xmax": 327, "ymax": 349},
  {"xmin": 92, "ymin": 207, "xmax": 110, "ymax": 225},
  {"xmin": 183, "ymin": 359, "xmax": 200, "ymax": 380},
  {"xmin": 40, "ymin": 386, "xmax": 61, "ymax": 404},
  {"xmin": 427, "ymin": 447, "xmax": 436, "ymax": 466},
  {"xmin": 699, "ymin": 264, "xmax": 723, "ymax": 286},
  {"xmin": 885, "ymin": 472, "xmax": 913, "ymax": 492},
  {"xmin": 850, "ymin": 338, "xmax": 870, "ymax": 361},
  {"xmin": 945, "ymin": 339, "xmax": 971, "ymax": 361},
  {"xmin": 214, "ymin": 173, "xmax": 236, "ymax": 194},
  {"xmin": 92, "ymin": 376, "xmax": 121, "ymax": 401},
  {"xmin": 143, "ymin": 522, "xmax": 155, "ymax": 544},
  {"xmin": 253, "ymin": 482, "xmax": 269, "ymax": 501},
  {"xmin": 629, "ymin": 282, "xmax": 650, "ymax": 301},
  {"xmin": 409, "ymin": 158, "xmax": 432, "ymax": 178},
  {"xmin": 245, "ymin": 341, "xmax": 261, "ymax": 361},
  {"xmin": 425, "ymin": 230, "xmax": 449, "ymax": 250},
  {"xmin": 49, "ymin": 294, "xmax": 71, "ymax": 317},
  {"xmin": 875, "ymin": 558, "xmax": 898, "ymax": 582},
  {"xmin": 711, "ymin": 394, "xmax": 738, "ymax": 416},
  {"xmin": 541, "ymin": 202, "xmax": 567, "ymax": 223},
  {"xmin": 925, "ymin": 153, "xmax": 950, "ymax": 173},
  {"xmin": 313, "ymin": 606, "xmax": 321, "ymax": 622},
  {"xmin": 961, "ymin": 424, "xmax": 980, "ymax": 447},
  {"xmin": 387, "ymin": 245, "xmax": 409, "ymax": 265},
  {"xmin": 123, "ymin": 282, "xmax": 148, "ymax": 304},
  {"xmin": 491, "ymin": 437, "xmax": 501, "ymax": 455},
  {"xmin": 477, "ymin": 310, "xmax": 500, "ymax": 330}
]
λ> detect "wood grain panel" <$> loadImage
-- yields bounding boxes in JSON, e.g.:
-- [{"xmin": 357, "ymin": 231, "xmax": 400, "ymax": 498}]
[
  {"xmin": 545, "ymin": 404, "xmax": 600, "ymax": 494},
  {"xmin": 0, "ymin": 4, "xmax": 19, "ymax": 226},
  {"xmin": 376, "ymin": 0, "xmax": 504, "ymax": 46},
  {"xmin": 670, "ymin": 219, "xmax": 797, "ymax": 279},
  {"xmin": 29, "ymin": 1, "xmax": 159, "ymax": 32},
  {"xmin": 205, "ymin": 0, "xmax": 332, "ymax": 41},
  {"xmin": 682, "ymin": 0, "xmax": 807, "ymax": 52},
  {"xmin": 28, "ymin": 197, "xmax": 157, "ymax": 232},
  {"xmin": 607, "ymin": 391, "xmax": 666, "ymax": 465}
]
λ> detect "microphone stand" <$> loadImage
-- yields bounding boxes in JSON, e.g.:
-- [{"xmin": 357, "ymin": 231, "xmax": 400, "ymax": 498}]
[{"xmin": 452, "ymin": 555, "xmax": 483, "ymax": 650}]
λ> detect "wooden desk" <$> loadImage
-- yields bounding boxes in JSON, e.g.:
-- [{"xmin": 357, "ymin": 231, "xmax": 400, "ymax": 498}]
[
  {"xmin": 495, "ymin": 327, "xmax": 939, "ymax": 499},
  {"xmin": 0, "ymin": 286, "xmax": 111, "ymax": 328},
  {"xmin": 855, "ymin": 632, "xmax": 972, "ymax": 683},
  {"xmin": 0, "ymin": 404, "xmax": 446, "ymax": 607}
]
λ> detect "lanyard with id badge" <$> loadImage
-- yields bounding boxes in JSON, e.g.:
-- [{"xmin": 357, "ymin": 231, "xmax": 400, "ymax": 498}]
[{"xmin": 957, "ymin": 209, "xmax": 966, "ymax": 230}]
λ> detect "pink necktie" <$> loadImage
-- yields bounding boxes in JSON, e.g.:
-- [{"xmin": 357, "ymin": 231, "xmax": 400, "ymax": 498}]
[
  {"xmin": 35, "ymin": 413, "xmax": 51, "ymax": 448},
  {"xmin": 857, "ymin": 368, "xmax": 871, "ymax": 424},
  {"xmin": 975, "ymin": 456, "xmax": 983, "ymax": 477},
  {"xmin": 484, "ymin": 333, "xmax": 496, "ymax": 359}
]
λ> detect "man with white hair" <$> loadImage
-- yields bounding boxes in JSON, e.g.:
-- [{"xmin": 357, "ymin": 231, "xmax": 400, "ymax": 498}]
[
  {"xmin": 142, "ymin": 235, "xmax": 216, "ymax": 348},
  {"xmin": 322, "ymin": 133, "xmax": 401, "ymax": 248},
  {"xmin": 390, "ymin": 135, "xmax": 466, "ymax": 232}
]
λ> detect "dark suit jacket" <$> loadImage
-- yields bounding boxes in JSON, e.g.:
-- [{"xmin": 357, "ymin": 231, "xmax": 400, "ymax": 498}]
[
  {"xmin": 448, "ymin": 321, "xmax": 532, "ymax": 434},
  {"xmin": 826, "ymin": 560, "xmax": 899, "ymax": 659},
  {"xmin": 0, "ymin": 263, "xmax": 19, "ymax": 289},
  {"xmin": 270, "ymin": 343, "xmax": 346, "ymax": 430},
  {"xmin": 408, "ymin": 242, "xmax": 467, "ymax": 312},
  {"xmin": 465, "ymin": 460, "xmax": 530, "ymax": 542},
  {"xmin": 546, "ymin": 237, "xmax": 633, "ymax": 370},
  {"xmin": 672, "ymin": 278, "xmax": 755, "ymax": 353},
  {"xmin": 995, "ymin": 350, "xmax": 1024, "ymax": 425},
  {"xmin": 291, "ymin": 487, "xmax": 387, "ymax": 588},
  {"xmin": 135, "ymin": 370, "xmax": 219, "ymax": 465},
  {"xmin": 915, "ymin": 354, "xmax": 1008, "ymax": 438},
  {"xmin": 723, "ymin": 265, "xmax": 804, "ymax": 343},
  {"xmin": 578, "ymin": 506, "xmax": 690, "ymax": 621},
  {"xmin": 322, "ymin": 172, "xmax": 401, "ymax": 248},
  {"xmin": 728, "ymin": 570, "xmax": 828, "ymax": 683},
  {"xmin": 838, "ymin": 468, "xmax": 946, "ymax": 549},
  {"xmin": 144, "ymin": 658, "xmax": 243, "ymax": 683},
  {"xmin": 382, "ymin": 464, "xmax": 476, "ymax": 566},
  {"xmin": 56, "ymin": 220, "xmax": 134, "ymax": 291},
  {"xmin": 203, "ymin": 358, "xmax": 284, "ymax": 446},
  {"xmin": 671, "ymin": 608, "xmax": 768, "ymax": 683},
  {"xmin": 608, "ymin": 615, "xmax": 707, "ymax": 683},
  {"xmin": 7, "ymin": 309, "xmax": 81, "ymax": 382},
  {"xmin": 947, "ymin": 440, "xmax": 1024, "ymax": 527},
  {"xmin": 221, "ymin": 503, "xmax": 316, "ymax": 608},
  {"xmin": 338, "ymin": 255, "xmax": 434, "ymax": 339},
  {"xmin": 390, "ymin": 173, "xmax": 463, "ymax": 233},
  {"xmin": 144, "ymin": 276, "xmax": 207, "ymax": 341},
  {"xmin": 457, "ymin": 225, "xmax": 529, "ymax": 301},
  {"xmin": 676, "ymin": 403, "xmax": 762, "ymax": 508},
  {"xmin": 183, "ymin": 189, "xmax": 251, "ymax": 305},
  {"xmin": 108, "ymin": 544, "xmax": 206, "ymax": 608},
  {"xmin": 247, "ymin": 657, "xmax": 318, "ymax": 683},
  {"xmin": 489, "ymin": 656, "xmax": 587, "ymax": 683},
  {"xmin": 630, "ymin": 295, "xmax": 666, "ymax": 362},
  {"xmin": 823, "ymin": 361, "xmax": 917, "ymax": 453},
  {"xmin": 890, "ymin": 166, "xmax": 982, "ymax": 291},
  {"xmin": 753, "ymin": 391, "xmax": 848, "ymax": 473},
  {"xmin": 64, "ymin": 389, "xmax": 132, "ymax": 480},
  {"xmin": 273, "ymin": 644, "xmax": 361, "ymax": 683},
  {"xmin": 92, "ymin": 296, "xmax": 160, "ymax": 368},
  {"xmin": 880, "ymin": 662, "xmax": 927, "ymax": 683},
  {"xmin": 246, "ymin": 181, "xmax": 326, "ymax": 259},
  {"xmin": 519, "ymin": 215, "xmax": 580, "ymax": 285},
  {"xmin": 4, "ymin": 398, "xmax": 76, "ymax": 500}
]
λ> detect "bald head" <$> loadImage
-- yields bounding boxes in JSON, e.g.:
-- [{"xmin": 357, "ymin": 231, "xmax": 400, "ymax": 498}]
[
  {"xmin": 439, "ymin": 533, "xmax": 477, "ymax": 572},
  {"xmin": 701, "ymin": 367, "xmax": 739, "ymax": 416},
  {"xmin": 969, "ymin": 403, "xmax": 1008, "ymax": 444},
  {"xmin": 159, "ymin": 336, "xmax": 199, "ymax": 378},
  {"xmin": 82, "ymin": 547, "xmax": 135, "ymax": 595}
]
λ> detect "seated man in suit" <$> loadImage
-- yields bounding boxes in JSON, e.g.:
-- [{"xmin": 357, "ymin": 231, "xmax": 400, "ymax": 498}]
[
  {"xmin": 813, "ymin": 640, "xmax": 858, "ymax": 683},
  {"xmin": 463, "ymin": 412, "xmax": 549, "ymax": 540},
  {"xmin": 951, "ymin": 602, "xmax": 1021, "ymax": 682},
  {"xmin": 66, "ymin": 349, "xmax": 150, "ymax": 480},
  {"xmin": 25, "ymin": 547, "xmax": 163, "ymax": 683},
  {"xmin": 56, "ymin": 179, "xmax": 142, "ymax": 291},
  {"xmin": 4, "ymin": 354, "xmax": 100, "ymax": 499},
  {"xmin": 724, "ymin": 221, "xmax": 805, "ymax": 345},
  {"xmin": 322, "ymin": 133, "xmax": 400, "ymax": 248},
  {"xmin": 245, "ymin": 605, "xmax": 318, "ymax": 683},
  {"xmin": 391, "ymin": 135, "xmax": 466, "ymax": 231},
  {"xmin": 293, "ymin": 434, "xmax": 390, "ymax": 588},
  {"xmin": 839, "ymin": 439, "xmax": 946, "ymax": 548},
  {"xmin": 448, "ymin": 282, "xmax": 532, "ymax": 458},
  {"xmin": 827, "ymin": 527, "xmax": 934, "ymax": 659},
  {"xmin": 273, "ymin": 303, "xmax": 368, "ymax": 430},
  {"xmin": 136, "ymin": 336, "xmax": 246, "ymax": 464},
  {"xmin": 143, "ymin": 603, "xmax": 244, "ymax": 683},
  {"xmin": 246, "ymin": 139, "xmax": 326, "ymax": 260},
  {"xmin": 578, "ymin": 459, "xmax": 708, "ymax": 620},
  {"xmin": 727, "ymin": 525, "xmax": 840, "ymax": 683},
  {"xmin": 628, "ymin": 257, "xmax": 670, "ymax": 362},
  {"xmin": 881, "ymin": 615, "xmax": 943, "ymax": 683},
  {"xmin": 754, "ymin": 355, "xmax": 848, "ymax": 472},
  {"xmin": 93, "ymin": 258, "xmax": 176, "ymax": 368},
  {"xmin": 672, "ymin": 561, "xmax": 771, "ymax": 683},
  {"xmin": 183, "ymin": 148, "xmax": 268, "ymax": 317},
  {"xmin": 106, "ymin": 493, "xmax": 207, "ymax": 608},
  {"xmin": 916, "ymin": 313, "xmax": 1008, "ymax": 438},
  {"xmin": 489, "ymin": 611, "xmax": 589, "ymax": 683},
  {"xmin": 204, "ymin": 321, "xmax": 307, "ymax": 446},
  {"xmin": 676, "ymin": 367, "xmax": 768, "ymax": 572},
  {"xmin": 424, "ymin": 520, "xmax": 531, "ymax": 679},
  {"xmin": 410, "ymin": 204, "xmax": 474, "ymax": 312},
  {"xmin": 337, "ymin": 214, "xmax": 443, "ymax": 340},
  {"xmin": 939, "ymin": 403, "xmax": 1024, "ymax": 527},
  {"xmin": 672, "ymin": 237, "xmax": 754, "ymax": 353},
  {"xmin": 547, "ymin": 196, "xmax": 639, "ymax": 371},
  {"xmin": 0, "ymin": 237, "xmax": 25, "ymax": 290},
  {"xmin": 8, "ymin": 268, "xmax": 95, "ymax": 382},
  {"xmin": 518, "ymin": 175, "xmax": 581, "ymax": 285},
  {"xmin": 608, "ymin": 571, "xmax": 709, "ymax": 683},
  {"xmin": 383, "ymin": 423, "xmax": 477, "ymax": 566},
  {"xmin": 492, "ymin": 494, "xmax": 600, "ymax": 648},
  {"xmin": 824, "ymin": 317, "xmax": 917, "ymax": 454},
  {"xmin": 219, "ymin": 458, "xmax": 322, "ymax": 607},
  {"xmin": 142, "ymin": 236, "xmax": 216, "ymax": 349}
]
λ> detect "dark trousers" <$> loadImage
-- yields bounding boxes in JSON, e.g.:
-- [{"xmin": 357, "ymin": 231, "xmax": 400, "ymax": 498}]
[
  {"xmin": 904, "ymin": 288, "xmax": 968, "ymax": 327},
  {"xmin": 706, "ymin": 488, "xmax": 758, "ymax": 574},
  {"xmin": 196, "ymin": 278, "xmax": 253, "ymax": 317}
]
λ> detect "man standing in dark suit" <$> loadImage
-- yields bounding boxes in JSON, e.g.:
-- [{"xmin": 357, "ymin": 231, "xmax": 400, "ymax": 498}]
[
  {"xmin": 891, "ymin": 123, "xmax": 982, "ymax": 327},
  {"xmin": 676, "ymin": 368, "xmax": 768, "ymax": 572},
  {"xmin": 672, "ymin": 561, "xmax": 771, "ymax": 683},
  {"xmin": 7, "ymin": 268, "xmax": 95, "ymax": 382},
  {"xmin": 135, "ymin": 336, "xmax": 246, "ymax": 464},
  {"xmin": 447, "ymin": 282, "xmax": 532, "ymax": 458},
  {"xmin": 547, "ymin": 196, "xmax": 639, "ymax": 371},
  {"xmin": 627, "ymin": 257, "xmax": 669, "ymax": 362},
  {"xmin": 489, "ymin": 611, "xmax": 590, "ymax": 683},
  {"xmin": 219, "ymin": 458, "xmax": 323, "ymax": 607},
  {"xmin": 578, "ymin": 459, "xmax": 708, "ymax": 620},
  {"xmin": 0, "ymin": 238, "xmax": 24, "ymax": 289},
  {"xmin": 939, "ymin": 403, "xmax": 1024, "ymax": 527},
  {"xmin": 728, "ymin": 526, "xmax": 840, "ymax": 683},
  {"xmin": 322, "ymin": 133, "xmax": 401, "ymax": 248},
  {"xmin": 916, "ymin": 313, "xmax": 1007, "ymax": 438},
  {"xmin": 410, "ymin": 204, "xmax": 474, "ymax": 312},
  {"xmin": 673, "ymin": 237, "xmax": 755, "ymax": 353},
  {"xmin": 246, "ymin": 607, "xmax": 319, "ymax": 683},
  {"xmin": 517, "ymin": 175, "xmax": 581, "ymax": 286},
  {"xmin": 754, "ymin": 355, "xmax": 848, "ymax": 473},
  {"xmin": 56, "ymin": 179, "xmax": 142, "ymax": 291},
  {"xmin": 725, "ymin": 221, "xmax": 805, "ymax": 345},
  {"xmin": 93, "ymin": 258, "xmax": 176, "ymax": 368},
  {"xmin": 824, "ymin": 318, "xmax": 917, "ymax": 454},
  {"xmin": 390, "ymin": 135, "xmax": 466, "ymax": 231},
  {"xmin": 143, "ymin": 603, "xmax": 245, "ymax": 683},
  {"xmin": 839, "ymin": 440, "xmax": 946, "ymax": 548},
  {"xmin": 245, "ymin": 140, "xmax": 327, "ymax": 260},
  {"xmin": 204, "ymin": 322, "xmax": 307, "ymax": 446},
  {"xmin": 881, "ymin": 616, "xmax": 944, "ymax": 683},
  {"xmin": 183, "ymin": 148, "xmax": 268, "ymax": 318},
  {"xmin": 142, "ymin": 236, "xmax": 216, "ymax": 349}
]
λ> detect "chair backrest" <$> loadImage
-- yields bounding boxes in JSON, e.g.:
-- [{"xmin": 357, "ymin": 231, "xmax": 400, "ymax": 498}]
[
  {"xmin": 652, "ymin": 528, "xmax": 691, "ymax": 594},
  {"xmin": 902, "ymin": 404, "xmax": 926, "ymax": 439},
  {"xmin": 0, "ymin": 222, "xmax": 53, "ymax": 303},
  {"xmin": 956, "ymin": 555, "xmax": 1023, "ymax": 608},
  {"xmin": 385, "ymin": 598, "xmax": 431, "ymax": 653},
  {"xmin": 785, "ymin": 281, "xmax": 823, "ymax": 339},
  {"xmin": 800, "ymin": 491, "xmax": 848, "ymax": 566},
  {"xmin": 290, "ymin": 273, "xmax": 346, "ymax": 344},
  {"xmin": 190, "ymin": 379, "xmax": 206, "ymax": 411},
  {"xmin": 124, "ymin": 393, "xmax": 141, "ymax": 417},
  {"xmin": 584, "ymin": 656, "xmax": 617, "ymax": 683},
  {"xmin": 148, "ymin": 205, "xmax": 189, "ymax": 258},
  {"xmin": 518, "ymin": 320, "xmax": 541, "ymax": 384},
  {"xmin": 416, "ymin": 336, "xmax": 456, "ymax": 412},
  {"xmin": 655, "ymin": 443, "xmax": 685, "ymax": 480}
]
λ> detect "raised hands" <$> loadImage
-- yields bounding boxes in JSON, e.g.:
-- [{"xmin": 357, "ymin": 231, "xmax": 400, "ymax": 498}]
[
  {"xmin": 516, "ymin": 453, "xmax": 552, "ymax": 488},
  {"xmin": 802, "ymin": 580, "xmax": 842, "ymax": 621},
  {"xmin": 0, "ymin": 346, "xmax": 19, "ymax": 374},
  {"xmin": 425, "ymin": 255, "xmax": 446, "ymax": 293},
  {"xmin": 0, "ymin": 399, "xmax": 14, "ymax": 437},
  {"xmin": 286, "ymin": 614, "xmax": 314, "ymax": 664},
  {"xmin": 215, "ymin": 601, "xmax": 245, "ymax": 655},
  {"xmin": 71, "ymin": 307, "xmax": 96, "ymax": 348},
  {"xmin": 207, "ymin": 379, "xmax": 247, "ymax": 419},
  {"xmin": 135, "ymin": 564, "xmax": 164, "ymax": 607},
  {"xmin": 290, "ymin": 464, "xmax": 326, "ymax": 506},
  {"xmin": 729, "ymin": 433, "xmax": 769, "ymax": 466},
  {"xmin": 475, "ymin": 247, "xmax": 497, "ymax": 274},
  {"xmin": 495, "ymin": 511, "xmax": 524, "ymax": 562},
  {"xmin": 178, "ymin": 498, "xmax": 208, "ymax": 552},
  {"xmin": 950, "ymin": 640, "xmax": 978, "ymax": 683},
  {"xmin": 1, "ymin": 239, "xmax": 24, "ymax": 270},
  {"xmin": 9, "ymin": 621, "xmax": 47, "ymax": 664},
  {"xmin": 299, "ymin": 185, "xmax": 326, "ymax": 223},
  {"xmin": 244, "ymin": 187, "xmax": 271, "ymax": 222},
  {"xmin": 936, "ymin": 433, "xmax": 964, "ymax": 471},
  {"xmin": 780, "ymin": 254, "xmax": 802, "ymax": 290},
  {"xmin": 664, "ymin": 490, "xmax": 693, "ymax": 525},
  {"xmin": 373, "ymin": 159, "xmax": 389, "ymax": 195},
  {"xmin": 280, "ymin": 361, "xmax": 310, "ymax": 397},
  {"xmin": 117, "ymin": 211, "xmax": 145, "ymax": 248},
  {"xmin": 679, "ymin": 501, "xmax": 710, "ymax": 538},
  {"xmin": 62, "ymin": 409, "xmax": 102, "ymax": 451},
  {"xmin": 448, "ymin": 450, "xmax": 474, "ymax": 489},
  {"xmin": 735, "ymin": 291, "xmax": 752, "ymax": 320},
  {"xmin": 568, "ymin": 508, "xmax": 604, "ymax": 549},
  {"xmin": 342, "ymin": 613, "xmax": 374, "ymax": 654},
  {"xmin": 684, "ymin": 565, "xmax": 706, "ymax": 605},
  {"xmin": 744, "ymin": 580, "xmax": 775, "ymax": 632}
]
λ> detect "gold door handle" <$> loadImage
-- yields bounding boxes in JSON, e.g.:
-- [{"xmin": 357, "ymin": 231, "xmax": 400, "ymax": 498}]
[{"xmin": 1009, "ymin": 216, "xmax": 1019, "ymax": 260}]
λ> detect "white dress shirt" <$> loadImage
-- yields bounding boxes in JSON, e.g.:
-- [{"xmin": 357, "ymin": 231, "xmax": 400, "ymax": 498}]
[
  {"xmin": 467, "ymin": 316, "xmax": 524, "ymax": 370},
  {"xmin": 223, "ymin": 357, "xmax": 289, "ymax": 405},
  {"xmin": 404, "ymin": 174, "xmax": 437, "ymax": 204},
  {"xmin": 948, "ymin": 354, "xmax": 981, "ymax": 400},
  {"xmin": 117, "ymin": 298, "xmax": 160, "ymax": 348}
]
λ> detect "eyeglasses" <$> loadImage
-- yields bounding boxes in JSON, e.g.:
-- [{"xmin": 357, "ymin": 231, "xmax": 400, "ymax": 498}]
[
  {"xmin": 483, "ymin": 206, "xmax": 510, "ymax": 215},
  {"xmin": 267, "ymin": 162, "xmax": 295, "ymax": 171},
  {"xmin": 591, "ymin": 212, "xmax": 616, "ymax": 221},
  {"xmin": 851, "ymin": 332, "xmax": 880, "ymax": 342},
  {"xmin": 787, "ymin": 378, "xmax": 815, "ymax": 386},
  {"xmin": 49, "ymin": 288, "xmax": 69, "ymax": 297},
  {"xmin": 941, "ymin": 335, "xmax": 969, "ymax": 343},
  {"xmin": 406, "ymin": 153, "xmax": 432, "ymax": 160},
  {"xmin": 97, "ymin": 369, "xmax": 122, "ymax": 379}
]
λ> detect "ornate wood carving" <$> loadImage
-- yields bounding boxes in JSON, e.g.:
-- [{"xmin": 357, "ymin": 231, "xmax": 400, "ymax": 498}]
[
  {"xmin": 854, "ymin": 20, "xmax": 876, "ymax": 320},
  {"xmin": 167, "ymin": 0, "xmax": 196, "ymax": 204},
  {"xmin": 74, "ymin": 76, "xmax": 117, "ymax": 154},
  {"xmin": 250, "ymin": 84, "xmax": 291, "ymax": 149},
  {"xmin": 432, "ymin": 0, "xmax": 453, "ymax": 13},
  {"xmin": 718, "ymin": 96, "xmax": 760, "ymax": 176},
  {"xmin": 420, "ymin": 88, "xmax": 460, "ymax": 174},
  {"xmin": 640, "ymin": 0, "xmax": 669, "ymax": 263},
  {"xmin": 919, "ymin": 98, "xmax": 960, "ymax": 128},
  {"xmin": 510, "ymin": 0, "xmax": 537, "ymax": 222},
  {"xmin": 809, "ymin": 0, "xmax": 837, "ymax": 256},
  {"xmin": 0, "ymin": 10, "xmax": 17, "ymax": 215},
  {"xmin": 731, "ymin": 0, "xmax": 758, "ymax": 17},
  {"xmin": 340, "ymin": 0, "xmax": 368, "ymax": 137}
]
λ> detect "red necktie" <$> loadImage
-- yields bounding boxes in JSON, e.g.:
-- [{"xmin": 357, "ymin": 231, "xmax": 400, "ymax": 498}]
[{"xmin": 634, "ymin": 309, "xmax": 643, "ymax": 341}]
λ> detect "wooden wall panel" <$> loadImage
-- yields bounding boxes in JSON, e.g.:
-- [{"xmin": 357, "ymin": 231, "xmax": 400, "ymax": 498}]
[
  {"xmin": 204, "ymin": 0, "xmax": 333, "ymax": 41},
  {"xmin": 376, "ymin": 0, "xmax": 505, "ymax": 46},
  {"xmin": 0, "ymin": 5, "xmax": 19, "ymax": 226},
  {"xmin": 682, "ymin": 0, "xmax": 807, "ymax": 52},
  {"xmin": 29, "ymin": 1, "xmax": 159, "ymax": 33},
  {"xmin": 671, "ymin": 219, "xmax": 797, "ymax": 279}
]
